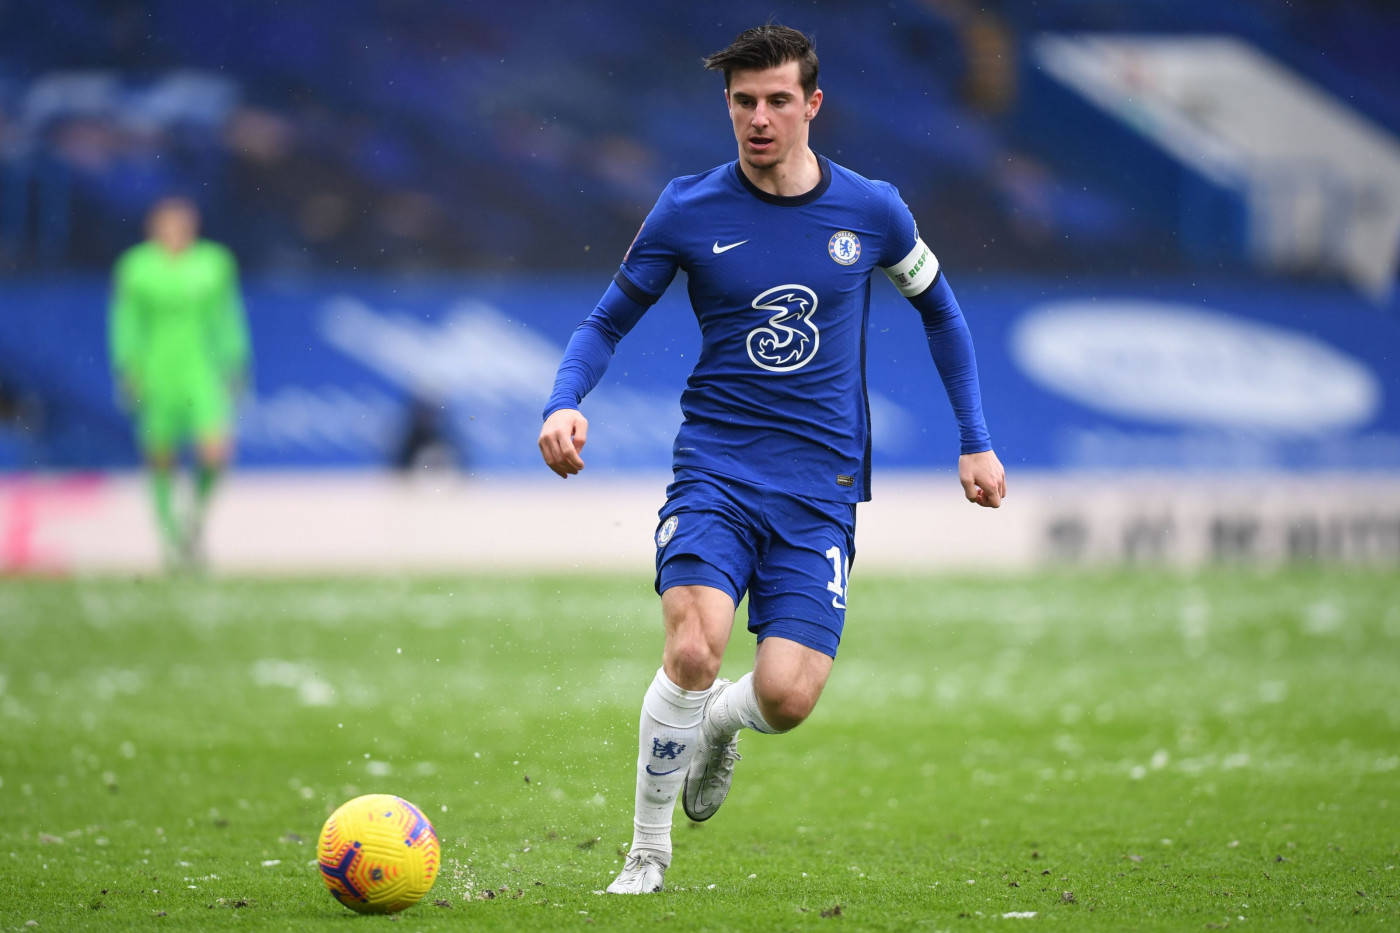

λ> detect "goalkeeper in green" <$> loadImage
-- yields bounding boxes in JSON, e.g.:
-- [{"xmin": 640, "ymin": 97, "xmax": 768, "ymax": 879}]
[{"xmin": 108, "ymin": 197, "xmax": 250, "ymax": 569}]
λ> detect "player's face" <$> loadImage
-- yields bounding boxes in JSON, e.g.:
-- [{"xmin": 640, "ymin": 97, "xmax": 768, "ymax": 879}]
[
  {"xmin": 725, "ymin": 61, "xmax": 821, "ymax": 172},
  {"xmin": 150, "ymin": 204, "xmax": 199, "ymax": 253}
]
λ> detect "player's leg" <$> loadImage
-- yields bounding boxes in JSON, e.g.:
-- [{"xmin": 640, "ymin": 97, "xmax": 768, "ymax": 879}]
[
  {"xmin": 644, "ymin": 582, "xmax": 737, "ymax": 844},
  {"xmin": 147, "ymin": 449, "xmax": 182, "ymax": 566},
  {"xmin": 702, "ymin": 633, "xmax": 835, "ymax": 732},
  {"xmin": 660, "ymin": 581, "xmax": 735, "ymax": 688},
  {"xmin": 610, "ymin": 485, "xmax": 755, "ymax": 894},
  {"xmin": 751, "ymin": 635, "xmax": 834, "ymax": 729},
  {"xmin": 184, "ymin": 378, "xmax": 233, "ymax": 566},
  {"xmin": 684, "ymin": 493, "xmax": 852, "ymax": 821},
  {"xmin": 742, "ymin": 493, "xmax": 852, "ymax": 728},
  {"xmin": 610, "ymin": 583, "xmax": 735, "ymax": 893},
  {"xmin": 187, "ymin": 430, "xmax": 231, "ymax": 566},
  {"xmin": 682, "ymin": 638, "xmax": 834, "ymax": 823},
  {"xmin": 136, "ymin": 402, "xmax": 184, "ymax": 568}
]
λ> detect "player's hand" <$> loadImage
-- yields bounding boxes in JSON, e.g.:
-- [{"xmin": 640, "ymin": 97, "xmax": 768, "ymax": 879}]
[
  {"xmin": 538, "ymin": 408, "xmax": 588, "ymax": 478},
  {"xmin": 958, "ymin": 449, "xmax": 1006, "ymax": 508}
]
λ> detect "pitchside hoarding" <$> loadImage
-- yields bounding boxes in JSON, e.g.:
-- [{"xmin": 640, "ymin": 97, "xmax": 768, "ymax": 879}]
[
  {"xmin": 2, "ymin": 275, "xmax": 1397, "ymax": 474},
  {"xmin": 3, "ymin": 274, "xmax": 1398, "ymax": 570}
]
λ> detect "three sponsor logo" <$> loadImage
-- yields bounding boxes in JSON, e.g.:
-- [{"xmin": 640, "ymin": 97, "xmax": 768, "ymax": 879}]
[
  {"xmin": 722, "ymin": 230, "xmax": 864, "ymax": 373},
  {"xmin": 746, "ymin": 284, "xmax": 821, "ymax": 373}
]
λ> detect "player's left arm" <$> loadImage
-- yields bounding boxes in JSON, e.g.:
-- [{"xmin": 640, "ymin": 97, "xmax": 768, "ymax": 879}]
[
  {"xmin": 213, "ymin": 247, "xmax": 252, "ymax": 395},
  {"xmin": 880, "ymin": 201, "xmax": 1005, "ymax": 508}
]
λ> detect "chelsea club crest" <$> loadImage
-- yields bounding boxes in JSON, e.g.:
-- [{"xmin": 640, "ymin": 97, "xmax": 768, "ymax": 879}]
[
  {"xmin": 828, "ymin": 230, "xmax": 861, "ymax": 265},
  {"xmin": 656, "ymin": 515, "xmax": 679, "ymax": 547}
]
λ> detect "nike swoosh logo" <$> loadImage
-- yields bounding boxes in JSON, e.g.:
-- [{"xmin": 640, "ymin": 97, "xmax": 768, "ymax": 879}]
[
  {"xmin": 712, "ymin": 239, "xmax": 749, "ymax": 254},
  {"xmin": 645, "ymin": 765, "xmax": 683, "ymax": 776}
]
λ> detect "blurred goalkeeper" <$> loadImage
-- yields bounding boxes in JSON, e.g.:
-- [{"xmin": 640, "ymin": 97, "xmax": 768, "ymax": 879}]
[{"xmin": 108, "ymin": 196, "xmax": 250, "ymax": 570}]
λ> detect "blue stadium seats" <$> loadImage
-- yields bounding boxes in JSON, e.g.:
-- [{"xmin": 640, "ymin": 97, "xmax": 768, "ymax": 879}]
[{"xmin": 0, "ymin": 0, "xmax": 1395, "ymax": 280}]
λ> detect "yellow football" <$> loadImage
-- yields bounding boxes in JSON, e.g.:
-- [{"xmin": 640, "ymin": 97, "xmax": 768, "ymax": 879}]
[{"xmin": 317, "ymin": 793, "xmax": 440, "ymax": 913}]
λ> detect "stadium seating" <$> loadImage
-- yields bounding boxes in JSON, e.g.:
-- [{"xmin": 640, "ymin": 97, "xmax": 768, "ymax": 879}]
[{"xmin": 2, "ymin": 0, "xmax": 1394, "ymax": 280}]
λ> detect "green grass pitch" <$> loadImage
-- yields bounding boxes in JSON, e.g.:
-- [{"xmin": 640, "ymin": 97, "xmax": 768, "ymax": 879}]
[{"xmin": 1, "ymin": 569, "xmax": 1397, "ymax": 930}]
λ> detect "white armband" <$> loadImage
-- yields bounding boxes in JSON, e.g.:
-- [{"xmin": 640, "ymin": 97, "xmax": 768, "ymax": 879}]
[{"xmin": 881, "ymin": 238, "xmax": 939, "ymax": 298}]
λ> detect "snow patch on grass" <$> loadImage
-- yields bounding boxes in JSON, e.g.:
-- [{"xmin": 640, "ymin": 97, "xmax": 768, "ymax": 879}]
[{"xmin": 249, "ymin": 659, "xmax": 336, "ymax": 707}]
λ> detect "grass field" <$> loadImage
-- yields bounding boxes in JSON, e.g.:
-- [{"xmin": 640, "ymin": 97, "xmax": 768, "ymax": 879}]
[{"xmin": 1, "ymin": 569, "xmax": 1397, "ymax": 930}]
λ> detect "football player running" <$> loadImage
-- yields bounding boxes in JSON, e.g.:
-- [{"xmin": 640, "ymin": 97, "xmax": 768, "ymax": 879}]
[{"xmin": 539, "ymin": 24, "xmax": 1005, "ymax": 894}]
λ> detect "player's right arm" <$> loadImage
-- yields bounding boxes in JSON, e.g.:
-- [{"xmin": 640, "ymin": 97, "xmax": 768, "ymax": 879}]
[
  {"xmin": 537, "ymin": 282, "xmax": 651, "ymax": 477},
  {"xmin": 538, "ymin": 184, "xmax": 682, "ymax": 477},
  {"xmin": 107, "ymin": 250, "xmax": 143, "ymax": 405}
]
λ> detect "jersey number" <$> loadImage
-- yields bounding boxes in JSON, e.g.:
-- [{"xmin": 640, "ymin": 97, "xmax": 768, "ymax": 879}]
[{"xmin": 825, "ymin": 545, "xmax": 849, "ymax": 610}]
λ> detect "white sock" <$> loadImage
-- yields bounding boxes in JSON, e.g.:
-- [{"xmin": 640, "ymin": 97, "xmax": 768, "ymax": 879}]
[
  {"xmin": 629, "ymin": 667, "xmax": 711, "ymax": 858},
  {"xmin": 703, "ymin": 671, "xmax": 783, "ymax": 740}
]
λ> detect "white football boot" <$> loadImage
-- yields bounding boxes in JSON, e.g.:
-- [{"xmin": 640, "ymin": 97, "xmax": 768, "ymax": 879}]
[
  {"xmin": 682, "ymin": 677, "xmax": 742, "ymax": 822},
  {"xmin": 606, "ymin": 849, "xmax": 669, "ymax": 894}
]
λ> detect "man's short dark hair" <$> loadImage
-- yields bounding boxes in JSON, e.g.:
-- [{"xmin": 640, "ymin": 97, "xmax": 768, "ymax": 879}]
[
  {"xmin": 703, "ymin": 24, "xmax": 819, "ymax": 98},
  {"xmin": 147, "ymin": 196, "xmax": 198, "ymax": 222}
]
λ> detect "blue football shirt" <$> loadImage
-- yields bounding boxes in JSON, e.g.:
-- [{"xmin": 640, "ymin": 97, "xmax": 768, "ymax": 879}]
[{"xmin": 610, "ymin": 156, "xmax": 944, "ymax": 502}]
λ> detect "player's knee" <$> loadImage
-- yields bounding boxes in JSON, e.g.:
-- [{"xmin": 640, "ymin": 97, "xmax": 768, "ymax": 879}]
[
  {"xmin": 660, "ymin": 587, "xmax": 730, "ymax": 689},
  {"xmin": 755, "ymin": 682, "xmax": 820, "ymax": 732},
  {"xmin": 663, "ymin": 634, "xmax": 721, "ymax": 690}
]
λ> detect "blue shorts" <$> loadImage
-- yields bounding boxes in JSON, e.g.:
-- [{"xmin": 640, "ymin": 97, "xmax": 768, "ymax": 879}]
[{"xmin": 653, "ymin": 469, "xmax": 856, "ymax": 658}]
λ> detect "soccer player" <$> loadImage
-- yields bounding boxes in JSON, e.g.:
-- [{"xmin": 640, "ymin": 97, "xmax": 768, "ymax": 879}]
[
  {"xmin": 108, "ymin": 196, "xmax": 250, "ymax": 570},
  {"xmin": 538, "ymin": 25, "xmax": 1006, "ymax": 894}
]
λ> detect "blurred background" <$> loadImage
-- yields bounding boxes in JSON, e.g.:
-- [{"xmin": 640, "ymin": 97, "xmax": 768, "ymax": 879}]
[{"xmin": 2, "ymin": 0, "xmax": 1398, "ymax": 573}]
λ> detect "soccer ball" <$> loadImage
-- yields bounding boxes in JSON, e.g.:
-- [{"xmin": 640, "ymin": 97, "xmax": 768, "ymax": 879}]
[{"xmin": 317, "ymin": 794, "xmax": 440, "ymax": 913}]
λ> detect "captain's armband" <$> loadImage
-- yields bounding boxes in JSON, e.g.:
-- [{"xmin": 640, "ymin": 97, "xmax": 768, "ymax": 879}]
[{"xmin": 881, "ymin": 238, "xmax": 940, "ymax": 298}]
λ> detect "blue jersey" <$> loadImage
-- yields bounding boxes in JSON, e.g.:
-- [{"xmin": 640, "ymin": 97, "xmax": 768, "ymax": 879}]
[{"xmin": 546, "ymin": 155, "xmax": 989, "ymax": 503}]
